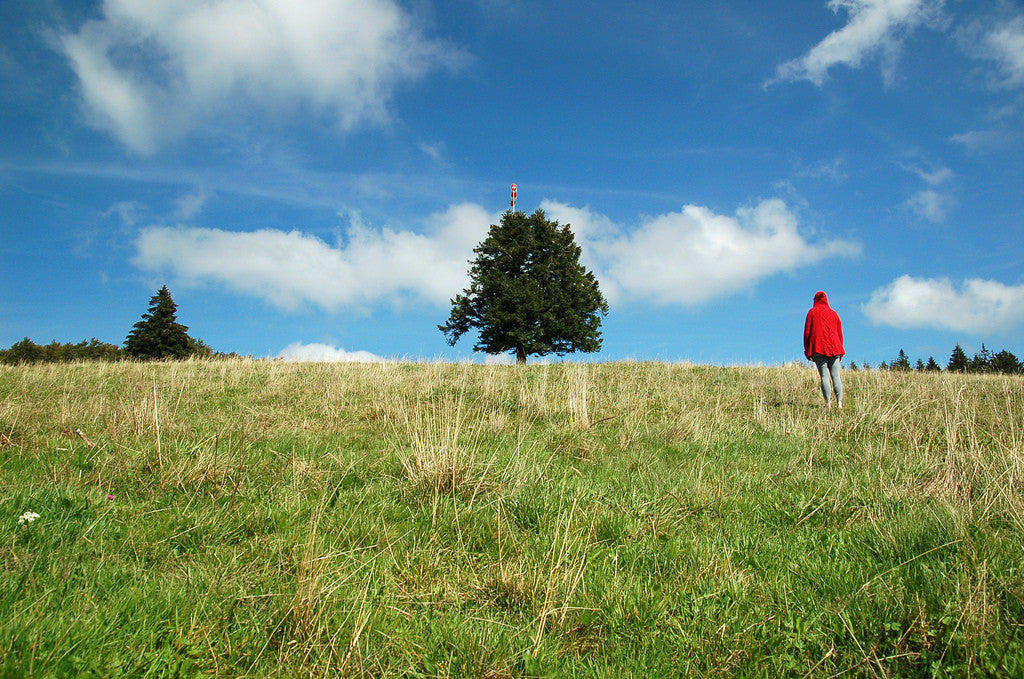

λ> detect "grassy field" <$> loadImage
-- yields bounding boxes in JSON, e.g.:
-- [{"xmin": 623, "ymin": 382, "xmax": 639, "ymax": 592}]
[{"xmin": 1, "ymin": 359, "xmax": 1022, "ymax": 677}]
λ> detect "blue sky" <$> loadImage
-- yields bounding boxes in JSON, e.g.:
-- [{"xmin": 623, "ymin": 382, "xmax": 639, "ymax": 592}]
[{"xmin": 2, "ymin": 0, "xmax": 1023, "ymax": 365}]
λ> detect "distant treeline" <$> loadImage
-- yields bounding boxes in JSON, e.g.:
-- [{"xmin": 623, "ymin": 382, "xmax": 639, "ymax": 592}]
[
  {"xmin": 0, "ymin": 337, "xmax": 246, "ymax": 365},
  {"xmin": 849, "ymin": 343, "xmax": 1023, "ymax": 375},
  {"xmin": 1, "ymin": 338, "xmax": 123, "ymax": 364},
  {"xmin": 1, "ymin": 287, "xmax": 250, "ymax": 365}
]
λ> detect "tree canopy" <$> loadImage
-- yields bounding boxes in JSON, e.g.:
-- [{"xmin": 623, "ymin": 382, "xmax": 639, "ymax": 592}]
[{"xmin": 439, "ymin": 209, "xmax": 608, "ymax": 364}]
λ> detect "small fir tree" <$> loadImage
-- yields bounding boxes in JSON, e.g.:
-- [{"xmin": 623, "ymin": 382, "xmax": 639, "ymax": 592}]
[
  {"xmin": 440, "ymin": 209, "xmax": 608, "ymax": 364},
  {"xmin": 970, "ymin": 344, "xmax": 993, "ymax": 373},
  {"xmin": 892, "ymin": 349, "xmax": 911, "ymax": 371},
  {"xmin": 925, "ymin": 356, "xmax": 942, "ymax": 371},
  {"xmin": 124, "ymin": 286, "xmax": 195, "ymax": 360},
  {"xmin": 948, "ymin": 344, "xmax": 969, "ymax": 372}
]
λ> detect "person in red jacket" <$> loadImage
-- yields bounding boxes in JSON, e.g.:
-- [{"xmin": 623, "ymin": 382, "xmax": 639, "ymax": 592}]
[{"xmin": 803, "ymin": 290, "xmax": 845, "ymax": 409}]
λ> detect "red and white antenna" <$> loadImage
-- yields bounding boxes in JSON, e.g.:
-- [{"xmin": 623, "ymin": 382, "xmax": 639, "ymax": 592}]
[{"xmin": 510, "ymin": 183, "xmax": 517, "ymax": 211}]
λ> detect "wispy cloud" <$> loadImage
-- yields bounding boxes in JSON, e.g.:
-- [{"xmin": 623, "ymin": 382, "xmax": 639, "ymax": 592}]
[
  {"xmin": 104, "ymin": 200, "xmax": 143, "ymax": 227},
  {"xmin": 900, "ymin": 159, "xmax": 954, "ymax": 222},
  {"xmin": 174, "ymin": 188, "xmax": 213, "ymax": 220},
  {"xmin": 57, "ymin": 0, "xmax": 466, "ymax": 154},
  {"xmin": 545, "ymin": 199, "xmax": 861, "ymax": 306},
  {"xmin": 798, "ymin": 156, "xmax": 849, "ymax": 182},
  {"xmin": 982, "ymin": 16, "xmax": 1024, "ymax": 87},
  {"xmin": 276, "ymin": 342, "xmax": 386, "ymax": 362},
  {"xmin": 905, "ymin": 189, "xmax": 953, "ymax": 222},
  {"xmin": 903, "ymin": 163, "xmax": 954, "ymax": 186},
  {"xmin": 417, "ymin": 141, "xmax": 447, "ymax": 164},
  {"xmin": 950, "ymin": 128, "xmax": 1017, "ymax": 153},
  {"xmin": 959, "ymin": 14, "xmax": 1024, "ymax": 89},
  {"xmin": 768, "ymin": 0, "xmax": 943, "ymax": 87},
  {"xmin": 864, "ymin": 275, "xmax": 1024, "ymax": 333}
]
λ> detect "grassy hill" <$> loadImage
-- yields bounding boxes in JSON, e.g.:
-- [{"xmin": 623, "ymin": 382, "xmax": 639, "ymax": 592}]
[{"xmin": 2, "ymin": 360, "xmax": 1022, "ymax": 677}]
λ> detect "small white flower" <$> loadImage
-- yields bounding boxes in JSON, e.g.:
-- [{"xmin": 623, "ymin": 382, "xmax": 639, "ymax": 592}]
[{"xmin": 18, "ymin": 511, "xmax": 40, "ymax": 525}]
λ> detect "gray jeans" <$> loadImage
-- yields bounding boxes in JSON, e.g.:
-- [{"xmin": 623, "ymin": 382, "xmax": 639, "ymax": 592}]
[{"xmin": 812, "ymin": 354, "xmax": 843, "ymax": 403}]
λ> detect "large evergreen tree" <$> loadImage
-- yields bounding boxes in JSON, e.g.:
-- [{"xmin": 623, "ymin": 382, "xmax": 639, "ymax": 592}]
[
  {"xmin": 124, "ymin": 286, "xmax": 195, "ymax": 360},
  {"xmin": 439, "ymin": 209, "xmax": 608, "ymax": 364}
]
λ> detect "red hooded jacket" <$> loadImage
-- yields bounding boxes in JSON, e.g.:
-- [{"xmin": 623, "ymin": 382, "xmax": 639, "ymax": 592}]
[{"xmin": 803, "ymin": 291, "xmax": 844, "ymax": 359}]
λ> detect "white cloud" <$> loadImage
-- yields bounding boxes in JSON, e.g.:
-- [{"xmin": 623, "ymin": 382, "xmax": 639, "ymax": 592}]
[
  {"xmin": 174, "ymin": 188, "xmax": 212, "ymax": 220},
  {"xmin": 418, "ymin": 141, "xmax": 447, "ymax": 163},
  {"xmin": 864, "ymin": 275, "xmax": 1024, "ymax": 333},
  {"xmin": 276, "ymin": 342, "xmax": 386, "ymax": 362},
  {"xmin": 482, "ymin": 353, "xmax": 516, "ymax": 365},
  {"xmin": 133, "ymin": 202, "xmax": 492, "ymax": 311},
  {"xmin": 983, "ymin": 16, "xmax": 1024, "ymax": 86},
  {"xmin": 960, "ymin": 14, "xmax": 1024, "ymax": 88},
  {"xmin": 905, "ymin": 188, "xmax": 953, "ymax": 222},
  {"xmin": 769, "ymin": 0, "xmax": 942, "ymax": 87},
  {"xmin": 899, "ymin": 159, "xmax": 953, "ymax": 222},
  {"xmin": 799, "ymin": 156, "xmax": 848, "ymax": 182},
  {"xmin": 950, "ymin": 128, "xmax": 1016, "ymax": 153},
  {"xmin": 104, "ymin": 200, "xmax": 143, "ymax": 226},
  {"xmin": 134, "ymin": 199, "xmax": 858, "ymax": 313},
  {"xmin": 543, "ymin": 198, "xmax": 860, "ymax": 306},
  {"xmin": 58, "ymin": 0, "xmax": 465, "ymax": 153},
  {"xmin": 903, "ymin": 163, "xmax": 953, "ymax": 186}
]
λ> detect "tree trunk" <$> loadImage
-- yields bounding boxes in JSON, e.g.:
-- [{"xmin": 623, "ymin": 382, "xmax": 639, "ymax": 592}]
[{"xmin": 516, "ymin": 346, "xmax": 527, "ymax": 365}]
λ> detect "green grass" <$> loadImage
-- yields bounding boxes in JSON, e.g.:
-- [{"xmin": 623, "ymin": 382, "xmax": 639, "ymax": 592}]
[{"xmin": 1, "ymin": 360, "xmax": 1022, "ymax": 677}]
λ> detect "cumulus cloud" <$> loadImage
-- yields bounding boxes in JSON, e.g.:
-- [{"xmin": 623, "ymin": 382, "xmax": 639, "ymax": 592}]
[
  {"xmin": 134, "ymin": 199, "xmax": 857, "ymax": 312},
  {"xmin": 544, "ymin": 198, "xmax": 861, "ymax": 306},
  {"xmin": 58, "ymin": 0, "xmax": 465, "ymax": 153},
  {"xmin": 864, "ymin": 275, "xmax": 1024, "ymax": 333},
  {"xmin": 276, "ymin": 342, "xmax": 386, "ymax": 362},
  {"xmin": 482, "ymin": 353, "xmax": 517, "ymax": 365},
  {"xmin": 133, "ymin": 203, "xmax": 491, "ymax": 311},
  {"xmin": 769, "ymin": 0, "xmax": 942, "ymax": 87}
]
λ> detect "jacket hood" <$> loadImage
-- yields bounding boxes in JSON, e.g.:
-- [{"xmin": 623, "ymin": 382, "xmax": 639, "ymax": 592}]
[{"xmin": 814, "ymin": 291, "xmax": 829, "ymax": 306}]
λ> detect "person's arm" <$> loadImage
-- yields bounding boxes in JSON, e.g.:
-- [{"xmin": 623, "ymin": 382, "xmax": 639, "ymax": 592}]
[
  {"xmin": 803, "ymin": 313, "xmax": 813, "ymax": 359},
  {"xmin": 837, "ymin": 315, "xmax": 844, "ymax": 359}
]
